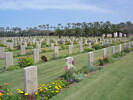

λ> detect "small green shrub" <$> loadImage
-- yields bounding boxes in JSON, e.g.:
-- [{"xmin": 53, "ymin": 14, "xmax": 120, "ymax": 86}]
[
  {"xmin": 84, "ymin": 48, "xmax": 93, "ymax": 52},
  {"xmin": 81, "ymin": 66, "xmax": 89, "ymax": 74},
  {"xmin": 88, "ymin": 65, "xmax": 96, "ymax": 72},
  {"xmin": 60, "ymin": 44, "xmax": 67, "ymax": 49},
  {"xmin": 73, "ymin": 72, "xmax": 84, "ymax": 82},
  {"xmin": 42, "ymin": 41, "xmax": 46, "ymax": 46},
  {"xmin": 104, "ymin": 57, "xmax": 110, "ymax": 64},
  {"xmin": 26, "ymin": 52, "xmax": 33, "ymax": 55},
  {"xmin": 0, "ymin": 43, "xmax": 5, "ymax": 47},
  {"xmin": 112, "ymin": 52, "xmax": 124, "ymax": 58},
  {"xmin": 98, "ymin": 57, "xmax": 110, "ymax": 66},
  {"xmin": 16, "ymin": 45, "xmax": 20, "ymax": 50},
  {"xmin": 6, "ymin": 47, "xmax": 16, "ymax": 52},
  {"xmin": 82, "ymin": 65, "xmax": 96, "ymax": 73},
  {"xmin": 84, "ymin": 44, "xmax": 88, "ymax": 46},
  {"xmin": 120, "ymin": 41, "xmax": 124, "ymax": 43},
  {"xmin": 41, "ymin": 41, "xmax": 48, "ymax": 48},
  {"xmin": 123, "ymin": 47, "xmax": 130, "ymax": 53},
  {"xmin": 6, "ymin": 40, "xmax": 12, "ymax": 42},
  {"xmin": 26, "ymin": 46, "xmax": 33, "ymax": 49},
  {"xmin": 41, "ymin": 48, "xmax": 47, "ymax": 53},
  {"xmin": 73, "ymin": 40, "xmax": 77, "ymax": 44},
  {"xmin": 130, "ymin": 48, "xmax": 133, "ymax": 51},
  {"xmin": 65, "ymin": 41, "xmax": 70, "ymax": 45},
  {"xmin": 54, "ymin": 44, "xmax": 58, "ymax": 46},
  {"xmin": 33, "ymin": 44, "xmax": 36, "ymax": 48},
  {"xmin": 6, "ymin": 47, "xmax": 12, "ymax": 51},
  {"xmin": 92, "ymin": 44, "xmax": 102, "ymax": 50},
  {"xmin": 110, "ymin": 43, "xmax": 115, "ymax": 46},
  {"xmin": 64, "ymin": 68, "xmax": 75, "ymax": 82},
  {"xmin": 6, "ymin": 65, "xmax": 20, "ymax": 71},
  {"xmin": 27, "ymin": 43, "xmax": 32, "ymax": 46},
  {"xmin": 17, "ymin": 57, "xmax": 33, "ymax": 68},
  {"xmin": 98, "ymin": 57, "xmax": 104, "ymax": 66},
  {"xmin": 41, "ymin": 45, "xmax": 46, "ymax": 48},
  {"xmin": 0, "ymin": 67, "xmax": 4, "ymax": 73},
  {"xmin": 50, "ymin": 40, "xmax": 54, "ymax": 43}
]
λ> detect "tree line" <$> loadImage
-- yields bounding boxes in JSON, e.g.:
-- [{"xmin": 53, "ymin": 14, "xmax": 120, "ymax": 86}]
[{"xmin": 0, "ymin": 21, "xmax": 133, "ymax": 37}]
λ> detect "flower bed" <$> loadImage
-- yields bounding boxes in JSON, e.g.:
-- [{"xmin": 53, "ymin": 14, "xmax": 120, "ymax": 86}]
[
  {"xmin": 0, "ymin": 80, "xmax": 69, "ymax": 100},
  {"xmin": 17, "ymin": 56, "xmax": 33, "ymax": 68}
]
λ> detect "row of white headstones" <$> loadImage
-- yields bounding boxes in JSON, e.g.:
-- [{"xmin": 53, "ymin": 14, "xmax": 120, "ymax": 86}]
[
  {"xmin": 0, "ymin": 37, "xmax": 128, "ymax": 59},
  {"xmin": 0, "ymin": 39, "xmax": 132, "ymax": 69},
  {"xmin": 0, "ymin": 44, "xmax": 82, "ymax": 68},
  {"xmin": 0, "ymin": 36, "xmax": 127, "ymax": 51},
  {"xmin": 21, "ymin": 41, "xmax": 133, "ymax": 95}
]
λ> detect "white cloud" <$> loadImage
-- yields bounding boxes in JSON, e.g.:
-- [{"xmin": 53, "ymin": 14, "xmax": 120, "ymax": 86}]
[{"xmin": 0, "ymin": 0, "xmax": 112, "ymax": 13}]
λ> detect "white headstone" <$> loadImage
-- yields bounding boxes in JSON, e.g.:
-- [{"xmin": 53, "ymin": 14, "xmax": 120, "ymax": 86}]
[
  {"xmin": 46, "ymin": 39, "xmax": 50, "ymax": 46},
  {"xmin": 119, "ymin": 44, "xmax": 122, "ymax": 52},
  {"xmin": 33, "ymin": 49, "xmax": 39, "ymax": 64},
  {"xmin": 71, "ymin": 41, "xmax": 73, "ymax": 47},
  {"xmin": 21, "ymin": 45, "xmax": 25, "ymax": 55},
  {"xmin": 24, "ymin": 66, "xmax": 38, "ymax": 95},
  {"xmin": 79, "ymin": 43, "xmax": 83, "ymax": 52},
  {"xmin": 88, "ymin": 52, "xmax": 94, "ymax": 66},
  {"xmin": 85, "ymin": 39, "xmax": 88, "ymax": 45},
  {"xmin": 89, "ymin": 42, "xmax": 92, "ymax": 48},
  {"xmin": 112, "ymin": 46, "xmax": 115, "ymax": 54},
  {"xmin": 5, "ymin": 52, "xmax": 13, "ymax": 68},
  {"xmin": 132, "ymin": 41, "xmax": 133, "ymax": 46},
  {"xmin": 9, "ymin": 42, "xmax": 14, "ymax": 49},
  {"xmin": 103, "ymin": 48, "xmax": 107, "ymax": 58},
  {"xmin": 36, "ymin": 41, "xmax": 41, "ymax": 52},
  {"xmin": 54, "ymin": 46, "xmax": 59, "ymax": 58},
  {"xmin": 0, "ymin": 47, "xmax": 5, "ymax": 59},
  {"xmin": 24, "ymin": 42, "xmax": 27, "ymax": 47},
  {"xmin": 51, "ymin": 43, "xmax": 54, "ymax": 50},
  {"xmin": 119, "ymin": 32, "xmax": 122, "ymax": 37},
  {"xmin": 128, "ymin": 42, "xmax": 131, "ymax": 48},
  {"xmin": 68, "ymin": 45, "xmax": 72, "ymax": 55},
  {"xmin": 114, "ymin": 32, "xmax": 118, "ymax": 38},
  {"xmin": 124, "ymin": 34, "xmax": 127, "ymax": 37},
  {"xmin": 65, "ymin": 57, "xmax": 74, "ymax": 69}
]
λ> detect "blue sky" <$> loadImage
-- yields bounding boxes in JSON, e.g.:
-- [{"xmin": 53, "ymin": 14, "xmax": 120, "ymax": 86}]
[{"xmin": 0, "ymin": 0, "xmax": 133, "ymax": 28}]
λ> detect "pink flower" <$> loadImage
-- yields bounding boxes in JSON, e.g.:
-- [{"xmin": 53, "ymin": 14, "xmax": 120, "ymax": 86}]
[
  {"xmin": 64, "ymin": 66, "xmax": 69, "ymax": 72},
  {"xmin": 0, "ymin": 90, "xmax": 4, "ymax": 93},
  {"xmin": 72, "ymin": 60, "xmax": 74, "ymax": 65}
]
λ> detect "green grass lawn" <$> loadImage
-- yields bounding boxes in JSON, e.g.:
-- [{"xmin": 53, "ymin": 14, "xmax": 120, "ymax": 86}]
[
  {"xmin": 0, "ymin": 45, "xmax": 120, "ymax": 89},
  {"xmin": 0, "ymin": 38, "xmax": 132, "ymax": 100},
  {"xmin": 51, "ymin": 52, "xmax": 133, "ymax": 100}
]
